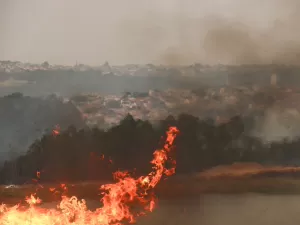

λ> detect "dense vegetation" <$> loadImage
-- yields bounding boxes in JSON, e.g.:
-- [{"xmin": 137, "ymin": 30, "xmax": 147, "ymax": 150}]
[
  {"xmin": 1, "ymin": 113, "xmax": 300, "ymax": 184},
  {"xmin": 0, "ymin": 93, "xmax": 86, "ymax": 164}
]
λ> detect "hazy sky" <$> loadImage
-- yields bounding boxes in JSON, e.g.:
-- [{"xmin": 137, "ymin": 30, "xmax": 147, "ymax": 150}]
[{"xmin": 1, "ymin": 0, "xmax": 299, "ymax": 65}]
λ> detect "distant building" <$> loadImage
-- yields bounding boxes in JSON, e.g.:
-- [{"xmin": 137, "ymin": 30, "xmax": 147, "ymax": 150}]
[
  {"xmin": 271, "ymin": 74, "xmax": 277, "ymax": 86},
  {"xmin": 101, "ymin": 61, "xmax": 112, "ymax": 75}
]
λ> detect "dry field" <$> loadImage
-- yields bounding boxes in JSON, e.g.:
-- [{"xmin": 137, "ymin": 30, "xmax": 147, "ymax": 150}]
[
  {"xmin": 2, "ymin": 176, "xmax": 300, "ymax": 206},
  {"xmin": 3, "ymin": 163, "xmax": 300, "ymax": 206},
  {"xmin": 2, "ymin": 174, "xmax": 300, "ymax": 225}
]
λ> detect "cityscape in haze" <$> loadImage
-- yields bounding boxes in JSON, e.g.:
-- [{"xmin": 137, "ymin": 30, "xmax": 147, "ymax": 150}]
[{"xmin": 2, "ymin": 1, "xmax": 300, "ymax": 225}]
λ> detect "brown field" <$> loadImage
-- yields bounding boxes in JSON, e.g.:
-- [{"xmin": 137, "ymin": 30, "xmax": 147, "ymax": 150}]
[
  {"xmin": 3, "ymin": 162, "xmax": 300, "ymax": 225},
  {"xmin": 2, "ymin": 176, "xmax": 300, "ymax": 206},
  {"xmin": 3, "ymin": 163, "xmax": 300, "ymax": 206}
]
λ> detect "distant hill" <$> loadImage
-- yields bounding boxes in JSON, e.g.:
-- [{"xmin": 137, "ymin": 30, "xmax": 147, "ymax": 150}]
[
  {"xmin": 0, "ymin": 93, "xmax": 86, "ymax": 163},
  {"xmin": 0, "ymin": 70, "xmax": 226, "ymax": 97}
]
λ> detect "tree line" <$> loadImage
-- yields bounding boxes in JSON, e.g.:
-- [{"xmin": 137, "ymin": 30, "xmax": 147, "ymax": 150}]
[{"xmin": 1, "ymin": 113, "xmax": 300, "ymax": 184}]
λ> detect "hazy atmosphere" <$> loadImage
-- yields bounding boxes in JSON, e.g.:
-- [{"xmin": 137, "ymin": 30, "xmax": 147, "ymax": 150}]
[
  {"xmin": 3, "ymin": 1, "xmax": 300, "ymax": 224},
  {"xmin": 1, "ymin": 0, "xmax": 300, "ymax": 65}
]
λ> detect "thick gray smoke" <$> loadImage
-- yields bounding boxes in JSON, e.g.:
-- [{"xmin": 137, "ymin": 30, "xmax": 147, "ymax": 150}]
[{"xmin": 1, "ymin": 0, "xmax": 300, "ymax": 65}]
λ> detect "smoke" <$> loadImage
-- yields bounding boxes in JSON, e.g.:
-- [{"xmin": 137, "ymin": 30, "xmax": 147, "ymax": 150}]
[
  {"xmin": 1, "ymin": 0, "xmax": 300, "ymax": 65},
  {"xmin": 251, "ymin": 108, "xmax": 300, "ymax": 143},
  {"xmin": 115, "ymin": 0, "xmax": 300, "ymax": 65}
]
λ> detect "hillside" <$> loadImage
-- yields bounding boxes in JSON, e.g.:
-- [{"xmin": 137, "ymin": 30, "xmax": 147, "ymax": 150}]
[{"xmin": 0, "ymin": 93, "xmax": 86, "ymax": 163}]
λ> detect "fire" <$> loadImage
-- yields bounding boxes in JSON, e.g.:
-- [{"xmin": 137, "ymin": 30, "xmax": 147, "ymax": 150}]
[
  {"xmin": 0, "ymin": 126, "xmax": 179, "ymax": 225},
  {"xmin": 52, "ymin": 124, "xmax": 61, "ymax": 136}
]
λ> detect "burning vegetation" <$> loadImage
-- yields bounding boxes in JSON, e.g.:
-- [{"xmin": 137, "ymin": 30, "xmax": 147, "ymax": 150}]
[
  {"xmin": 3, "ymin": 114, "xmax": 300, "ymax": 185},
  {"xmin": 0, "ymin": 127, "xmax": 179, "ymax": 224}
]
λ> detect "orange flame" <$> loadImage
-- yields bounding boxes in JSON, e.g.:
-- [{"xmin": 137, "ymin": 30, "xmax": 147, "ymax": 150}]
[
  {"xmin": 52, "ymin": 125, "xmax": 60, "ymax": 136},
  {"xmin": 0, "ymin": 126, "xmax": 179, "ymax": 225}
]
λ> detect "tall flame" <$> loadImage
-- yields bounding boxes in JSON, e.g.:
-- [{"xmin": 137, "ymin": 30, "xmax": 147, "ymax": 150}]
[{"xmin": 0, "ymin": 126, "xmax": 179, "ymax": 225}]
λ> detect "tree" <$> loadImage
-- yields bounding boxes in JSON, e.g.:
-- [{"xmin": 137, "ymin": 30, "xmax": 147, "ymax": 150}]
[
  {"xmin": 41, "ymin": 61, "xmax": 50, "ymax": 68},
  {"xmin": 2, "ymin": 113, "xmax": 300, "ymax": 184}
]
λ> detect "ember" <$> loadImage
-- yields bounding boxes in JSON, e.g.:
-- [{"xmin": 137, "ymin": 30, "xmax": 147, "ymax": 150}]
[
  {"xmin": 52, "ymin": 124, "xmax": 61, "ymax": 136},
  {"xmin": 0, "ymin": 126, "xmax": 179, "ymax": 225}
]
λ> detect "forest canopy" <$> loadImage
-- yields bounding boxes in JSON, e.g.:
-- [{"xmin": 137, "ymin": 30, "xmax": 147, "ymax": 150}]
[{"xmin": 1, "ymin": 113, "xmax": 300, "ymax": 184}]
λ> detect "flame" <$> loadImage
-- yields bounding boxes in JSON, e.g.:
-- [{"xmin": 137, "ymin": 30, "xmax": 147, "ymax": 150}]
[
  {"xmin": 0, "ymin": 126, "xmax": 179, "ymax": 225},
  {"xmin": 52, "ymin": 125, "xmax": 61, "ymax": 136}
]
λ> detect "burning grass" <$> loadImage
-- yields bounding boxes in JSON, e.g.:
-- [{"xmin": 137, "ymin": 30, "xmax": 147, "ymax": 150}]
[
  {"xmin": 3, "ymin": 126, "xmax": 300, "ymax": 224},
  {"xmin": 0, "ymin": 127, "xmax": 179, "ymax": 225},
  {"xmin": 3, "ymin": 176, "xmax": 300, "ymax": 207}
]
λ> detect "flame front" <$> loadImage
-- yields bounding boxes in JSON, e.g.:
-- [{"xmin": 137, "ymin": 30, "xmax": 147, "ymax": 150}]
[{"xmin": 0, "ymin": 126, "xmax": 179, "ymax": 225}]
